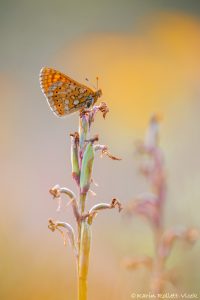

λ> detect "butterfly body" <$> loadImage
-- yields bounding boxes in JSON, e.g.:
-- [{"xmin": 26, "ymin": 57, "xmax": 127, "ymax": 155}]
[{"xmin": 39, "ymin": 67, "xmax": 102, "ymax": 117}]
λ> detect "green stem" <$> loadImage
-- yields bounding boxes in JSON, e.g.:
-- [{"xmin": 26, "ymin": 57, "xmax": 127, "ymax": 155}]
[{"xmin": 77, "ymin": 113, "xmax": 91, "ymax": 300}]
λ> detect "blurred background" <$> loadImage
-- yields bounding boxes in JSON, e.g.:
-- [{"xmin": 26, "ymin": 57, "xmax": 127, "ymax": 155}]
[{"xmin": 1, "ymin": 0, "xmax": 200, "ymax": 299}]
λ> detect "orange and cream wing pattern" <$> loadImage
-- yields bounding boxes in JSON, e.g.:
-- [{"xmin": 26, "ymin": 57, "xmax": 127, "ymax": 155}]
[{"xmin": 39, "ymin": 67, "xmax": 95, "ymax": 117}]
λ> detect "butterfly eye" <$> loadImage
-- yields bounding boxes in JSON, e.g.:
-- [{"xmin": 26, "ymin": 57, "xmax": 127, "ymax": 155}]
[{"xmin": 86, "ymin": 101, "xmax": 91, "ymax": 108}]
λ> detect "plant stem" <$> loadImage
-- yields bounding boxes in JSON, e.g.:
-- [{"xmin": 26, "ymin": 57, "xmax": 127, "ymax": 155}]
[
  {"xmin": 150, "ymin": 148, "xmax": 166, "ymax": 294},
  {"xmin": 78, "ymin": 276, "xmax": 87, "ymax": 300},
  {"xmin": 151, "ymin": 227, "xmax": 164, "ymax": 294},
  {"xmin": 80, "ymin": 193, "xmax": 86, "ymax": 214},
  {"xmin": 78, "ymin": 220, "xmax": 91, "ymax": 300},
  {"xmin": 150, "ymin": 203, "xmax": 164, "ymax": 293}
]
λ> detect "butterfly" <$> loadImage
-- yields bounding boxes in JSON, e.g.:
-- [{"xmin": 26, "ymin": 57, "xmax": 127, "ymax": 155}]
[{"xmin": 39, "ymin": 67, "xmax": 102, "ymax": 117}]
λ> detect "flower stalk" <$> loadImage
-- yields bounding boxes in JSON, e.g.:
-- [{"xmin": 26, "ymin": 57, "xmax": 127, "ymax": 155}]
[
  {"xmin": 48, "ymin": 102, "xmax": 121, "ymax": 300},
  {"xmin": 124, "ymin": 114, "xmax": 199, "ymax": 293}
]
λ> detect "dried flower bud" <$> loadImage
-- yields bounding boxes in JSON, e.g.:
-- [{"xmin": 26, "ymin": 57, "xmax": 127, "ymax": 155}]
[
  {"xmin": 49, "ymin": 184, "xmax": 61, "ymax": 198},
  {"xmin": 48, "ymin": 219, "xmax": 77, "ymax": 256},
  {"xmin": 94, "ymin": 144, "xmax": 121, "ymax": 160},
  {"xmin": 124, "ymin": 193, "xmax": 159, "ymax": 227},
  {"xmin": 88, "ymin": 102, "xmax": 109, "ymax": 126},
  {"xmin": 158, "ymin": 228, "xmax": 181, "ymax": 259},
  {"xmin": 70, "ymin": 132, "xmax": 80, "ymax": 185},
  {"xmin": 48, "ymin": 219, "xmax": 57, "ymax": 232},
  {"xmin": 111, "ymin": 198, "xmax": 123, "ymax": 212},
  {"xmin": 144, "ymin": 113, "xmax": 162, "ymax": 150},
  {"xmin": 97, "ymin": 102, "xmax": 109, "ymax": 118},
  {"xmin": 158, "ymin": 226, "xmax": 199, "ymax": 260},
  {"xmin": 49, "ymin": 185, "xmax": 80, "ymax": 222},
  {"xmin": 122, "ymin": 256, "xmax": 153, "ymax": 270},
  {"xmin": 185, "ymin": 228, "xmax": 200, "ymax": 243},
  {"xmin": 88, "ymin": 198, "xmax": 122, "ymax": 224}
]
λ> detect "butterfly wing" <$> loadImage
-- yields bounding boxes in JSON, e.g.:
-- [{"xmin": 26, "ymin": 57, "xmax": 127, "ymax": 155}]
[{"xmin": 39, "ymin": 67, "xmax": 95, "ymax": 117}]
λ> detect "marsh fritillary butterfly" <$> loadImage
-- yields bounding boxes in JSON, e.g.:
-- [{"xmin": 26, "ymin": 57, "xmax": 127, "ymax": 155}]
[{"xmin": 39, "ymin": 67, "xmax": 102, "ymax": 117}]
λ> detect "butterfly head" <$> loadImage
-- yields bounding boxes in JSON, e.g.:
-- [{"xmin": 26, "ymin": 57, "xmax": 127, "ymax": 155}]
[
  {"xmin": 95, "ymin": 89, "xmax": 102, "ymax": 98},
  {"xmin": 90, "ymin": 89, "xmax": 102, "ymax": 107}
]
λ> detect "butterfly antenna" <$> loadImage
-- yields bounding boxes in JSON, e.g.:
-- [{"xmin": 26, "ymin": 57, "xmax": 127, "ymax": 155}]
[
  {"xmin": 85, "ymin": 78, "xmax": 96, "ymax": 90},
  {"xmin": 96, "ymin": 76, "xmax": 99, "ymax": 90}
]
